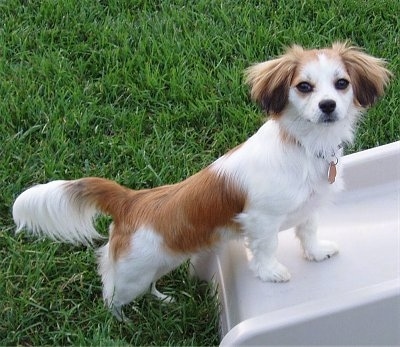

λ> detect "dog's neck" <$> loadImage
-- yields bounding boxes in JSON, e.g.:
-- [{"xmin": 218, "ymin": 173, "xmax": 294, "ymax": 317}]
[{"xmin": 278, "ymin": 123, "xmax": 343, "ymax": 161}]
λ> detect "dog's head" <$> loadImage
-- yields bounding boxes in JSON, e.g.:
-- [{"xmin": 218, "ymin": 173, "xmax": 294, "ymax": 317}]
[{"xmin": 245, "ymin": 42, "xmax": 392, "ymax": 125}]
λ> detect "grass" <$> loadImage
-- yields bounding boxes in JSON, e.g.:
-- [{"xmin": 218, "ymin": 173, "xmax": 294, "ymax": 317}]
[{"xmin": 0, "ymin": 0, "xmax": 399, "ymax": 345}]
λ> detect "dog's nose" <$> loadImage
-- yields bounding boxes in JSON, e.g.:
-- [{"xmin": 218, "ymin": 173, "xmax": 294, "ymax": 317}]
[{"xmin": 319, "ymin": 99, "xmax": 336, "ymax": 114}]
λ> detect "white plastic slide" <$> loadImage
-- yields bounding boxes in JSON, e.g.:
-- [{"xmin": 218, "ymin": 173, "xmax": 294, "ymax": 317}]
[{"xmin": 192, "ymin": 141, "xmax": 400, "ymax": 346}]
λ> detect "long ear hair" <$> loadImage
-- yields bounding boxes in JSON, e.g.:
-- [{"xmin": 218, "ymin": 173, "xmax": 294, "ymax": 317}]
[
  {"xmin": 333, "ymin": 42, "xmax": 392, "ymax": 108},
  {"xmin": 244, "ymin": 45, "xmax": 302, "ymax": 116}
]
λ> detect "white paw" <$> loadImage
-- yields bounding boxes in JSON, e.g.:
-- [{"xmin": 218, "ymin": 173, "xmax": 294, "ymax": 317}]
[
  {"xmin": 151, "ymin": 283, "xmax": 175, "ymax": 303},
  {"xmin": 303, "ymin": 240, "xmax": 339, "ymax": 262},
  {"xmin": 111, "ymin": 305, "xmax": 130, "ymax": 322},
  {"xmin": 250, "ymin": 259, "xmax": 291, "ymax": 282}
]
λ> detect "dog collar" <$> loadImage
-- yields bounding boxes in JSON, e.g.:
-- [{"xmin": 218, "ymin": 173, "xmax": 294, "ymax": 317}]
[
  {"xmin": 315, "ymin": 143, "xmax": 343, "ymax": 160},
  {"xmin": 279, "ymin": 125, "xmax": 342, "ymax": 184}
]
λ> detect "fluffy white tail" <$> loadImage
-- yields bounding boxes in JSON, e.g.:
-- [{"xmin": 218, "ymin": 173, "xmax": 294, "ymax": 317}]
[{"xmin": 12, "ymin": 178, "xmax": 128, "ymax": 245}]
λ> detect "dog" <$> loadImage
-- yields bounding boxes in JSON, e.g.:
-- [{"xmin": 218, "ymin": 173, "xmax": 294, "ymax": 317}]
[{"xmin": 12, "ymin": 42, "xmax": 391, "ymax": 320}]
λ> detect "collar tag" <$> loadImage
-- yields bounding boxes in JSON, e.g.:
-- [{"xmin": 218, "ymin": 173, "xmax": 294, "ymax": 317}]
[{"xmin": 328, "ymin": 160, "xmax": 338, "ymax": 184}]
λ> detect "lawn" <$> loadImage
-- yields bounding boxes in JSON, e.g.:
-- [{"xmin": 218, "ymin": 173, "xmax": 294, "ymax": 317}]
[{"xmin": 1, "ymin": 0, "xmax": 399, "ymax": 345}]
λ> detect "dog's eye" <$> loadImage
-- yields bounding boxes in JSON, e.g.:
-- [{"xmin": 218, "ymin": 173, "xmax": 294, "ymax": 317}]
[
  {"xmin": 335, "ymin": 79, "xmax": 350, "ymax": 90},
  {"xmin": 296, "ymin": 82, "xmax": 313, "ymax": 93}
]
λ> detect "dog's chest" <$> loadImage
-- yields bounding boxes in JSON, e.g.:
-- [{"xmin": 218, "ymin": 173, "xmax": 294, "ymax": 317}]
[
  {"xmin": 211, "ymin": 124, "xmax": 341, "ymax": 221},
  {"xmin": 243, "ymin": 153, "xmax": 340, "ymax": 230},
  {"xmin": 280, "ymin": 187, "xmax": 325, "ymax": 229}
]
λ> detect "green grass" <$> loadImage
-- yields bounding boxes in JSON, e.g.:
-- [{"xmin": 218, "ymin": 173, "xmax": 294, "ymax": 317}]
[{"xmin": 1, "ymin": 0, "xmax": 399, "ymax": 345}]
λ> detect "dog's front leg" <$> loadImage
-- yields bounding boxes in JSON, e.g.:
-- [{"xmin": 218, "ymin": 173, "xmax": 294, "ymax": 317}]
[
  {"xmin": 295, "ymin": 215, "xmax": 339, "ymax": 261},
  {"xmin": 245, "ymin": 217, "xmax": 291, "ymax": 282}
]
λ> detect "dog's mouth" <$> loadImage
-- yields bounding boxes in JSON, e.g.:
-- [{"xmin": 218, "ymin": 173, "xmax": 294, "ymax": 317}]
[{"xmin": 318, "ymin": 112, "xmax": 339, "ymax": 124}]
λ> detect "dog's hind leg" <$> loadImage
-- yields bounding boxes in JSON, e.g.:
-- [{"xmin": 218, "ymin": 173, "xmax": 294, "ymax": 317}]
[
  {"xmin": 98, "ymin": 227, "xmax": 185, "ymax": 320},
  {"xmin": 99, "ymin": 252, "xmax": 159, "ymax": 320},
  {"xmin": 97, "ymin": 238, "xmax": 158, "ymax": 320}
]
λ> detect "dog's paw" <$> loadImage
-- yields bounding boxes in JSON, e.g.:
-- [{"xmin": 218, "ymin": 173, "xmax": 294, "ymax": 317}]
[
  {"xmin": 111, "ymin": 304, "xmax": 131, "ymax": 322},
  {"xmin": 151, "ymin": 283, "xmax": 175, "ymax": 303},
  {"xmin": 303, "ymin": 240, "xmax": 339, "ymax": 262},
  {"xmin": 250, "ymin": 259, "xmax": 291, "ymax": 282}
]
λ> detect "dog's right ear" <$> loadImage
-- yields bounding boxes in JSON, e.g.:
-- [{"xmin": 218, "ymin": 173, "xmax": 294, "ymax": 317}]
[{"xmin": 245, "ymin": 48, "xmax": 299, "ymax": 116}]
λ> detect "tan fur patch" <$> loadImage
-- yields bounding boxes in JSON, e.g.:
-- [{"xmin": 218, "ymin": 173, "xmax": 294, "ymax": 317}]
[
  {"xmin": 67, "ymin": 171, "xmax": 246, "ymax": 259},
  {"xmin": 244, "ymin": 48, "xmax": 300, "ymax": 115}
]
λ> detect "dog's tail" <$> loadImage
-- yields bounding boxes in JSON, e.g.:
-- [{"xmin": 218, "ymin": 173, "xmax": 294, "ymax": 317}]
[{"xmin": 13, "ymin": 177, "xmax": 131, "ymax": 246}]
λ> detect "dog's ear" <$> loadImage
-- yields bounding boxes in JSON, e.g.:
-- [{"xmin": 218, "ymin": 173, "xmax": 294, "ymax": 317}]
[
  {"xmin": 334, "ymin": 42, "xmax": 392, "ymax": 108},
  {"xmin": 245, "ymin": 48, "xmax": 299, "ymax": 116}
]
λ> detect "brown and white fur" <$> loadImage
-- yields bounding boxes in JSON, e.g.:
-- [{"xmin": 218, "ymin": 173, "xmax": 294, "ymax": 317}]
[{"xmin": 12, "ymin": 42, "xmax": 391, "ymax": 320}]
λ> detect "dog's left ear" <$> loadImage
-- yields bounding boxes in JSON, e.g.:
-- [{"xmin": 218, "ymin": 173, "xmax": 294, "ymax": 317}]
[
  {"xmin": 245, "ymin": 47, "xmax": 300, "ymax": 116},
  {"xmin": 334, "ymin": 42, "xmax": 392, "ymax": 108}
]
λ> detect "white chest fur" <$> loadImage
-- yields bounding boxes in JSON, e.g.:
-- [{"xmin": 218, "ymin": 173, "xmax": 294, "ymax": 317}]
[{"xmin": 212, "ymin": 120, "xmax": 342, "ymax": 230}]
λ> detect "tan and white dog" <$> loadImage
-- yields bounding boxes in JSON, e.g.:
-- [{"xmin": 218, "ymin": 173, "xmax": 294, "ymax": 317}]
[{"xmin": 13, "ymin": 42, "xmax": 391, "ymax": 320}]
